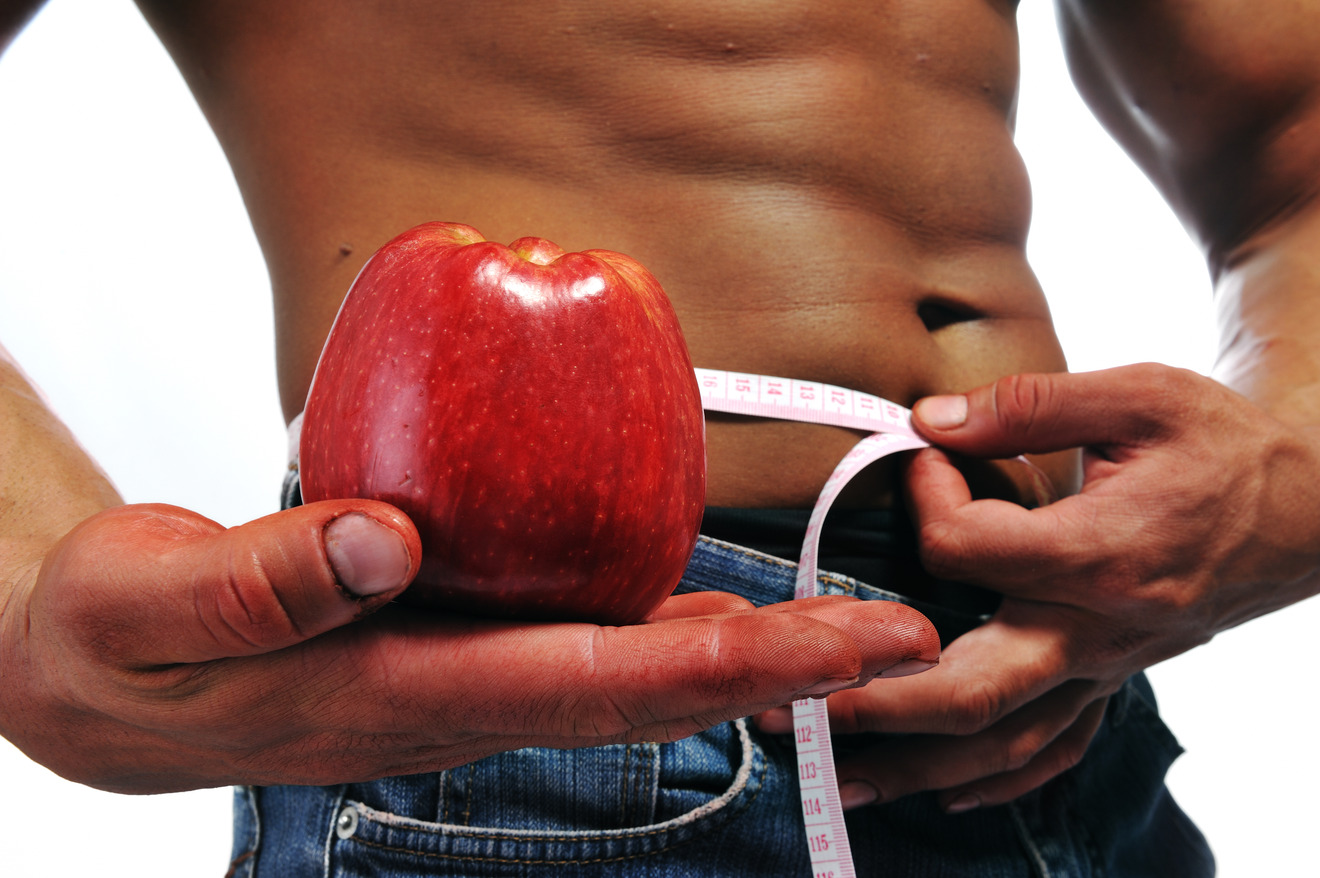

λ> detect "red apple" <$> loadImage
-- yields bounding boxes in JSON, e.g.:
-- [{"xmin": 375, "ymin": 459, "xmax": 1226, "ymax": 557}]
[{"xmin": 299, "ymin": 222, "xmax": 706, "ymax": 624}]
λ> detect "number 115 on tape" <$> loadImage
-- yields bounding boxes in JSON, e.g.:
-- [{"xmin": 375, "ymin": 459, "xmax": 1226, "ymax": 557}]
[{"xmin": 792, "ymin": 697, "xmax": 855, "ymax": 877}]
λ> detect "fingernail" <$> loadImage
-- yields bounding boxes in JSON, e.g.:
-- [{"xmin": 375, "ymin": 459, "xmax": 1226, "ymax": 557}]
[
  {"xmin": 839, "ymin": 781, "xmax": 879, "ymax": 810},
  {"xmin": 755, "ymin": 706, "xmax": 794, "ymax": 734},
  {"xmin": 878, "ymin": 658, "xmax": 940, "ymax": 679},
  {"xmin": 944, "ymin": 791, "xmax": 982, "ymax": 814},
  {"xmin": 801, "ymin": 676, "xmax": 859, "ymax": 698},
  {"xmin": 324, "ymin": 513, "xmax": 411, "ymax": 597},
  {"xmin": 914, "ymin": 395, "xmax": 968, "ymax": 430}
]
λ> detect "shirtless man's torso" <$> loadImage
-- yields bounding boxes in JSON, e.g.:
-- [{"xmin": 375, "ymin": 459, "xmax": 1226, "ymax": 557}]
[{"xmin": 132, "ymin": 0, "xmax": 1079, "ymax": 510}]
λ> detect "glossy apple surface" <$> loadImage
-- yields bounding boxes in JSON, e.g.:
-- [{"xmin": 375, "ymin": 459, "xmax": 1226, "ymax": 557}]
[{"xmin": 299, "ymin": 222, "xmax": 706, "ymax": 623}]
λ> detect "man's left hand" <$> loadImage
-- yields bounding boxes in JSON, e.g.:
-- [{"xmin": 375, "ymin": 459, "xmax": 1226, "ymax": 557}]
[{"xmin": 760, "ymin": 363, "xmax": 1320, "ymax": 812}]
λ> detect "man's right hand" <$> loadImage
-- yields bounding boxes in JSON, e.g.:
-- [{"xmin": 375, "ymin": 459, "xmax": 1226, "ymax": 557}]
[{"xmin": 0, "ymin": 499, "xmax": 939, "ymax": 794}]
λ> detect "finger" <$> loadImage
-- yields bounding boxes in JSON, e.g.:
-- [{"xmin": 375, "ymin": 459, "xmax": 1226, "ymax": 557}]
[
  {"xmin": 752, "ymin": 597, "xmax": 942, "ymax": 734},
  {"xmin": 902, "ymin": 448, "xmax": 1083, "ymax": 586},
  {"xmin": 550, "ymin": 597, "xmax": 938, "ymax": 740},
  {"xmin": 40, "ymin": 500, "xmax": 420, "ymax": 667},
  {"xmin": 759, "ymin": 596, "xmax": 941, "ymax": 680},
  {"xmin": 654, "ymin": 595, "xmax": 941, "ymax": 683},
  {"xmin": 277, "ymin": 595, "xmax": 937, "ymax": 750},
  {"xmin": 644, "ymin": 590, "xmax": 756, "ymax": 621},
  {"xmin": 910, "ymin": 364, "xmax": 1202, "ymax": 458},
  {"xmin": 937, "ymin": 697, "xmax": 1108, "ymax": 812},
  {"xmin": 902, "ymin": 446, "xmax": 1162, "ymax": 595},
  {"xmin": 821, "ymin": 605, "xmax": 1077, "ymax": 737},
  {"xmin": 833, "ymin": 680, "xmax": 1102, "ymax": 809},
  {"xmin": 141, "ymin": 586, "xmax": 944, "ymax": 785},
  {"xmin": 149, "ymin": 607, "xmax": 872, "ymax": 784}
]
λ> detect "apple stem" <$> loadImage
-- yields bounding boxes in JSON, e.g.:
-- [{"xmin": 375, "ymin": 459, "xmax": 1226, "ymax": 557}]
[{"xmin": 510, "ymin": 237, "xmax": 565, "ymax": 266}]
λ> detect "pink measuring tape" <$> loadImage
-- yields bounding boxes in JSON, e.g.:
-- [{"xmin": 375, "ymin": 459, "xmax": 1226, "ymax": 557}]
[
  {"xmin": 696, "ymin": 367, "xmax": 1053, "ymax": 878},
  {"xmin": 697, "ymin": 368, "xmax": 927, "ymax": 878}
]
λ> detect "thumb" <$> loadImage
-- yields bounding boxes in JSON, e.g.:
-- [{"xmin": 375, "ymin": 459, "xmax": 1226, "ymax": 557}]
[
  {"xmin": 910, "ymin": 363, "xmax": 1189, "ymax": 458},
  {"xmin": 41, "ymin": 500, "xmax": 420, "ymax": 667}
]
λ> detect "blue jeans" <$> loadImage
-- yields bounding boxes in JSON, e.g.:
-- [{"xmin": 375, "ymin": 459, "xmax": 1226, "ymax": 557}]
[{"xmin": 231, "ymin": 489, "xmax": 1213, "ymax": 876}]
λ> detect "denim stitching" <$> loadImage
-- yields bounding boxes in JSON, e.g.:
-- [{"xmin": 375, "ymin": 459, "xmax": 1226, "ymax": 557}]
[
  {"xmin": 340, "ymin": 834, "xmax": 737, "ymax": 868},
  {"xmin": 337, "ymin": 719, "xmax": 766, "ymax": 863},
  {"xmin": 694, "ymin": 536, "xmax": 874, "ymax": 598},
  {"xmin": 643, "ymin": 742, "xmax": 659, "ymax": 822},
  {"xmin": 437, "ymin": 768, "xmax": 450, "ymax": 826},
  {"xmin": 462, "ymin": 761, "xmax": 476, "ymax": 826},
  {"xmin": 322, "ymin": 786, "xmax": 347, "ymax": 878},
  {"xmin": 344, "ymin": 767, "xmax": 769, "ymax": 866},
  {"xmin": 223, "ymin": 786, "xmax": 262, "ymax": 878},
  {"xmin": 621, "ymin": 742, "xmax": 634, "ymax": 825},
  {"xmin": 1009, "ymin": 800, "xmax": 1052, "ymax": 878}
]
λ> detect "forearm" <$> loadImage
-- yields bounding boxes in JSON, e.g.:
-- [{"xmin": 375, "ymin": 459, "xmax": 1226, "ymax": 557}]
[
  {"xmin": 0, "ymin": 342, "xmax": 121, "ymax": 596},
  {"xmin": 1189, "ymin": 201, "xmax": 1320, "ymax": 620},
  {"xmin": 1213, "ymin": 202, "xmax": 1320, "ymax": 433},
  {"xmin": 1058, "ymin": 0, "xmax": 1320, "ymax": 426}
]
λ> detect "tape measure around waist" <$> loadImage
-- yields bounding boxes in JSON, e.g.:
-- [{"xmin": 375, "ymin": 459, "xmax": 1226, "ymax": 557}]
[
  {"xmin": 700, "ymin": 368, "xmax": 936, "ymax": 878},
  {"xmin": 698, "ymin": 367, "xmax": 1054, "ymax": 878},
  {"xmin": 696, "ymin": 368, "xmax": 918, "ymax": 438}
]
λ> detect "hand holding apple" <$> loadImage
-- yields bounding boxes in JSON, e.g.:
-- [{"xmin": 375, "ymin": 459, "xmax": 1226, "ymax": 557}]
[{"xmin": 300, "ymin": 222, "xmax": 705, "ymax": 624}]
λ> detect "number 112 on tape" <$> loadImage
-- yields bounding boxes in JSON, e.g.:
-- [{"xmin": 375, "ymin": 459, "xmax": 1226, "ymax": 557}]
[{"xmin": 792, "ymin": 695, "xmax": 855, "ymax": 878}]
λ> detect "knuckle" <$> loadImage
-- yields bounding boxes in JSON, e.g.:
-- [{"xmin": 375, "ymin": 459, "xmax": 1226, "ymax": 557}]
[
  {"xmin": 495, "ymin": 624, "xmax": 691, "ymax": 745},
  {"xmin": 208, "ymin": 548, "xmax": 302, "ymax": 650},
  {"xmin": 1002, "ymin": 732, "xmax": 1048, "ymax": 773},
  {"xmin": 567, "ymin": 690, "xmax": 638, "ymax": 740},
  {"xmin": 1027, "ymin": 734, "xmax": 1090, "ymax": 786},
  {"xmin": 1130, "ymin": 361, "xmax": 1191, "ymax": 397},
  {"xmin": 946, "ymin": 676, "xmax": 1008, "ymax": 735},
  {"xmin": 548, "ymin": 629, "xmax": 642, "ymax": 740},
  {"xmin": 1121, "ymin": 364, "xmax": 1201, "ymax": 436},
  {"xmin": 915, "ymin": 520, "xmax": 970, "ymax": 579},
  {"xmin": 826, "ymin": 690, "xmax": 867, "ymax": 735},
  {"xmin": 1054, "ymin": 736, "xmax": 1089, "ymax": 773},
  {"xmin": 564, "ymin": 618, "xmax": 774, "ymax": 744},
  {"xmin": 991, "ymin": 372, "xmax": 1053, "ymax": 437}
]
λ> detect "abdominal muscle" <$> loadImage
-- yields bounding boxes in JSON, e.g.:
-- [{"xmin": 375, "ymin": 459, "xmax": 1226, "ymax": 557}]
[{"xmin": 140, "ymin": 0, "xmax": 1076, "ymax": 507}]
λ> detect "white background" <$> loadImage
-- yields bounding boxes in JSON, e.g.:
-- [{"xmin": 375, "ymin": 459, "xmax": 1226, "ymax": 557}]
[{"xmin": 1, "ymin": 1, "xmax": 1316, "ymax": 874}]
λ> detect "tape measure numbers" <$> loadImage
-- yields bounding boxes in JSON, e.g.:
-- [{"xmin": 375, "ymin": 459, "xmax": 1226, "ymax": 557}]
[
  {"xmin": 698, "ymin": 369, "xmax": 937, "ymax": 878},
  {"xmin": 699, "ymin": 367, "xmax": 1055, "ymax": 877}
]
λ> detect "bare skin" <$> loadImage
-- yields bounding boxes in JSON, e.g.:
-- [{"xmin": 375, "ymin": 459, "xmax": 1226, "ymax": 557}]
[
  {"xmin": 132, "ymin": 0, "xmax": 1079, "ymax": 507},
  {"xmin": 2, "ymin": 0, "xmax": 1320, "ymax": 827}
]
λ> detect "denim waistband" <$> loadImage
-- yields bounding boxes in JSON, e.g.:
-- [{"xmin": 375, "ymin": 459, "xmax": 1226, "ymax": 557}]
[{"xmin": 677, "ymin": 533, "xmax": 986, "ymax": 644}]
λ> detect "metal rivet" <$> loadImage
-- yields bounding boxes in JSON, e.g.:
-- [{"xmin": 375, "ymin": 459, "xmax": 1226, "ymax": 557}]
[{"xmin": 335, "ymin": 806, "xmax": 359, "ymax": 839}]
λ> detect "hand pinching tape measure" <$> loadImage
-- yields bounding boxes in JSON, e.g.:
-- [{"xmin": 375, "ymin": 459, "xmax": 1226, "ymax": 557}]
[{"xmin": 697, "ymin": 367, "xmax": 1053, "ymax": 878}]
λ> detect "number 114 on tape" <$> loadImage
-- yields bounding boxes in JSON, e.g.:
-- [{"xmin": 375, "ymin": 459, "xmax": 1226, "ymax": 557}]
[{"xmin": 792, "ymin": 696, "xmax": 855, "ymax": 878}]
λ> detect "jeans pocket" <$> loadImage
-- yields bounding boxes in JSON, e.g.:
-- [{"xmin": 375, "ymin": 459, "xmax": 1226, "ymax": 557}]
[{"xmin": 329, "ymin": 718, "xmax": 766, "ymax": 874}]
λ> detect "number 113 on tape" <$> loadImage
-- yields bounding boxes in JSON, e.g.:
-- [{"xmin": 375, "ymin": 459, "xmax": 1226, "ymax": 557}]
[{"xmin": 792, "ymin": 696, "xmax": 855, "ymax": 877}]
